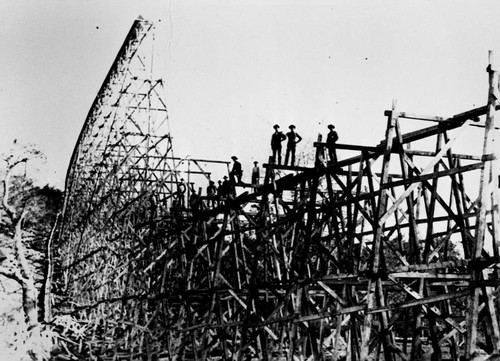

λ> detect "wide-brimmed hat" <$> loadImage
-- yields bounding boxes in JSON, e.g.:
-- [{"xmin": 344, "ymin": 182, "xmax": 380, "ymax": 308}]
[
  {"xmin": 328, "ymin": 124, "xmax": 335, "ymax": 129},
  {"xmin": 231, "ymin": 156, "xmax": 238, "ymax": 160},
  {"xmin": 254, "ymin": 161, "xmax": 258, "ymax": 164},
  {"xmin": 273, "ymin": 124, "xmax": 280, "ymax": 129},
  {"xmin": 289, "ymin": 124, "xmax": 296, "ymax": 129}
]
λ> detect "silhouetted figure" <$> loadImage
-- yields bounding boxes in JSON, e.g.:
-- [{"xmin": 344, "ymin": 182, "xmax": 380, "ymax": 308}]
[
  {"xmin": 271, "ymin": 124, "xmax": 286, "ymax": 165},
  {"xmin": 189, "ymin": 186, "xmax": 201, "ymax": 214},
  {"xmin": 206, "ymin": 180, "xmax": 217, "ymax": 208},
  {"xmin": 222, "ymin": 176, "xmax": 231, "ymax": 200},
  {"xmin": 175, "ymin": 178, "xmax": 186, "ymax": 208},
  {"xmin": 284, "ymin": 124, "xmax": 302, "ymax": 166},
  {"xmin": 251, "ymin": 161, "xmax": 260, "ymax": 185},
  {"xmin": 216, "ymin": 180, "xmax": 223, "ymax": 205},
  {"xmin": 229, "ymin": 156, "xmax": 243, "ymax": 183},
  {"xmin": 326, "ymin": 124, "xmax": 339, "ymax": 164}
]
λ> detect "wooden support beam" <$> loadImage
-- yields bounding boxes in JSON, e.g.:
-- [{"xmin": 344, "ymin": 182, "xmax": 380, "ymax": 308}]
[
  {"xmin": 314, "ymin": 142, "xmax": 381, "ymax": 152},
  {"xmin": 379, "ymin": 119, "xmax": 472, "ymax": 226},
  {"xmin": 388, "ymin": 275, "xmax": 466, "ymax": 334},
  {"xmin": 467, "ymin": 50, "xmax": 500, "ymax": 356},
  {"xmin": 263, "ymin": 163, "xmax": 313, "ymax": 172},
  {"xmin": 387, "ymin": 103, "xmax": 500, "ymax": 123},
  {"xmin": 387, "ymin": 111, "xmax": 447, "ymax": 122},
  {"xmin": 367, "ymin": 290, "xmax": 469, "ymax": 314},
  {"xmin": 360, "ymin": 100, "xmax": 398, "ymax": 361},
  {"xmin": 404, "ymin": 149, "xmax": 481, "ymax": 160},
  {"xmin": 167, "ymin": 157, "xmax": 231, "ymax": 165}
]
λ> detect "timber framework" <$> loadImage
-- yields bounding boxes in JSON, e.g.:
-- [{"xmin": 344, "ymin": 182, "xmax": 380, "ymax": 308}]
[{"xmin": 53, "ymin": 18, "xmax": 500, "ymax": 360}]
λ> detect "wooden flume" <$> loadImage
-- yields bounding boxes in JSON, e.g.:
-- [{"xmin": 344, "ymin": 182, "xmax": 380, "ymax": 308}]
[{"xmin": 54, "ymin": 19, "xmax": 500, "ymax": 361}]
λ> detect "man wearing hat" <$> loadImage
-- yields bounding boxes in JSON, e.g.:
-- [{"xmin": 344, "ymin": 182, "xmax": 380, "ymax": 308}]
[
  {"xmin": 206, "ymin": 180, "xmax": 217, "ymax": 208},
  {"xmin": 326, "ymin": 124, "xmax": 339, "ymax": 163},
  {"xmin": 176, "ymin": 178, "xmax": 186, "ymax": 208},
  {"xmin": 270, "ymin": 124, "xmax": 286, "ymax": 165},
  {"xmin": 251, "ymin": 161, "xmax": 260, "ymax": 188},
  {"xmin": 229, "ymin": 156, "xmax": 243, "ymax": 183},
  {"xmin": 220, "ymin": 176, "xmax": 232, "ymax": 201},
  {"xmin": 216, "ymin": 179, "xmax": 224, "ymax": 205},
  {"xmin": 284, "ymin": 125, "xmax": 302, "ymax": 166}
]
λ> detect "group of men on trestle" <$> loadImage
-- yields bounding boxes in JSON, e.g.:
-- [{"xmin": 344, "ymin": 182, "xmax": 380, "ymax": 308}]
[
  {"xmin": 173, "ymin": 124, "xmax": 339, "ymax": 211},
  {"xmin": 270, "ymin": 123, "xmax": 338, "ymax": 166}
]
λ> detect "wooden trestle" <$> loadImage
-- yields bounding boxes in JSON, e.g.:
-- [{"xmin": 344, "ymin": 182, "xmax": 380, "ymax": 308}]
[{"xmin": 54, "ymin": 18, "xmax": 500, "ymax": 361}]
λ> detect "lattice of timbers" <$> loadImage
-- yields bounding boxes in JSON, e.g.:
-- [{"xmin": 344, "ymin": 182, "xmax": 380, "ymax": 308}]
[{"xmin": 56, "ymin": 18, "xmax": 176, "ymax": 316}]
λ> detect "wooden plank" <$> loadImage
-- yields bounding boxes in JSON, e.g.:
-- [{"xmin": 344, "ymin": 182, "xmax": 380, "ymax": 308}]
[
  {"xmin": 402, "ymin": 152, "xmax": 476, "ymax": 241},
  {"xmin": 330, "ymin": 172, "xmax": 377, "ymax": 228},
  {"xmin": 399, "ymin": 118, "xmax": 467, "ymax": 144},
  {"xmin": 395, "ymin": 117, "xmax": 421, "ymax": 267},
  {"xmin": 349, "ymin": 153, "xmax": 366, "ymax": 273},
  {"xmin": 295, "ymin": 305, "xmax": 366, "ymax": 323},
  {"xmin": 263, "ymin": 163, "xmax": 313, "ymax": 172},
  {"xmin": 355, "ymin": 212, "xmax": 476, "ymax": 238},
  {"xmin": 452, "ymin": 103, "xmax": 500, "ymax": 121},
  {"xmin": 368, "ymin": 290, "xmax": 469, "ymax": 314},
  {"xmin": 467, "ymin": 51, "xmax": 500, "ymax": 356},
  {"xmin": 314, "ymin": 142, "xmax": 380, "ymax": 152},
  {"xmin": 470, "ymin": 122, "xmax": 500, "ymax": 129},
  {"xmin": 387, "ymin": 104, "xmax": 500, "ymax": 125},
  {"xmin": 391, "ymin": 111, "xmax": 447, "ymax": 122},
  {"xmin": 404, "ymin": 149, "xmax": 481, "ymax": 160},
  {"xmin": 388, "ymin": 276, "xmax": 466, "ymax": 334},
  {"xmin": 422, "ymin": 130, "xmax": 443, "ymax": 262},
  {"xmin": 379, "ymin": 119, "xmax": 472, "ymax": 226},
  {"xmin": 390, "ymin": 272, "xmax": 470, "ymax": 280},
  {"xmin": 444, "ymin": 140, "xmax": 474, "ymax": 259},
  {"xmin": 167, "ymin": 157, "xmax": 231, "ymax": 165},
  {"xmin": 391, "ymin": 259, "xmax": 468, "ymax": 273},
  {"xmin": 330, "ymin": 163, "xmax": 481, "ymax": 245},
  {"xmin": 361, "ymin": 100, "xmax": 398, "ymax": 361},
  {"xmin": 317, "ymin": 281, "xmax": 349, "ymax": 307}
]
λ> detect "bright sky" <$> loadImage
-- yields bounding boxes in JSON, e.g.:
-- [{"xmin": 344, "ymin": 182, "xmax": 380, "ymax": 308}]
[{"xmin": 1, "ymin": 0, "xmax": 499, "ymax": 189}]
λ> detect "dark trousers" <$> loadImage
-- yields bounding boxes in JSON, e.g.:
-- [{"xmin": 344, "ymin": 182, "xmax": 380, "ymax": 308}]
[
  {"xmin": 230, "ymin": 171, "xmax": 242, "ymax": 183},
  {"xmin": 328, "ymin": 147, "xmax": 337, "ymax": 163},
  {"xmin": 285, "ymin": 146, "xmax": 296, "ymax": 166},
  {"xmin": 272, "ymin": 147, "xmax": 282, "ymax": 165}
]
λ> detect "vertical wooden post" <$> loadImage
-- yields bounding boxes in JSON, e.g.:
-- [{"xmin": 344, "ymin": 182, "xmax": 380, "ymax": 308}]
[
  {"xmin": 466, "ymin": 50, "xmax": 500, "ymax": 356},
  {"xmin": 360, "ymin": 100, "xmax": 397, "ymax": 360},
  {"xmin": 394, "ymin": 118, "xmax": 420, "ymax": 266}
]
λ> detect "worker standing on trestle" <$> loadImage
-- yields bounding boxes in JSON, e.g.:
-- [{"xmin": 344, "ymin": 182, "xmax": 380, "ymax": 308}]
[
  {"xmin": 176, "ymin": 178, "xmax": 186, "ymax": 208},
  {"xmin": 326, "ymin": 124, "xmax": 339, "ymax": 164},
  {"xmin": 284, "ymin": 124, "xmax": 302, "ymax": 166},
  {"xmin": 230, "ymin": 156, "xmax": 243, "ymax": 183},
  {"xmin": 222, "ymin": 176, "xmax": 231, "ymax": 200},
  {"xmin": 206, "ymin": 180, "xmax": 217, "ymax": 208},
  {"xmin": 216, "ymin": 180, "xmax": 223, "ymax": 205},
  {"xmin": 271, "ymin": 124, "xmax": 286, "ymax": 165},
  {"xmin": 189, "ymin": 184, "xmax": 201, "ymax": 213},
  {"xmin": 251, "ymin": 161, "xmax": 260, "ymax": 191}
]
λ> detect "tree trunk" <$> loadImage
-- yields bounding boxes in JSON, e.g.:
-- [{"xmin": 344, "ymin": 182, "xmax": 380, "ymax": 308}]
[{"xmin": 14, "ymin": 212, "xmax": 39, "ymax": 329}]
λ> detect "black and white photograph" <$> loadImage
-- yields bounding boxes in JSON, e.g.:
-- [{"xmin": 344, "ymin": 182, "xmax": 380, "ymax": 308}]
[{"xmin": 1, "ymin": 1, "xmax": 500, "ymax": 360}]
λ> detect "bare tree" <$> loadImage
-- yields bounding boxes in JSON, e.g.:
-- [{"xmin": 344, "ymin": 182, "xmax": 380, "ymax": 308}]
[{"xmin": 0, "ymin": 140, "xmax": 46, "ymax": 359}]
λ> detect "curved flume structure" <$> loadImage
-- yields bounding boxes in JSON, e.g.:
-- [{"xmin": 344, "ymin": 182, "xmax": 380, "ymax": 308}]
[{"xmin": 55, "ymin": 19, "xmax": 500, "ymax": 361}]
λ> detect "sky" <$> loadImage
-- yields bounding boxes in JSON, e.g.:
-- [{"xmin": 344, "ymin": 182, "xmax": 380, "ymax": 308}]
[{"xmin": 1, "ymin": 0, "xmax": 499, "ymax": 189}]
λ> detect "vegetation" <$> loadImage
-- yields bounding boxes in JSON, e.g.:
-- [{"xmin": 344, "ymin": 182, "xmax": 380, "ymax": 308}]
[{"xmin": 0, "ymin": 141, "xmax": 63, "ymax": 360}]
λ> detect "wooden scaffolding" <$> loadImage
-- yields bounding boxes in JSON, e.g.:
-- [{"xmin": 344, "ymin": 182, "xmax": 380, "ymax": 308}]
[{"xmin": 54, "ymin": 18, "xmax": 500, "ymax": 361}]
